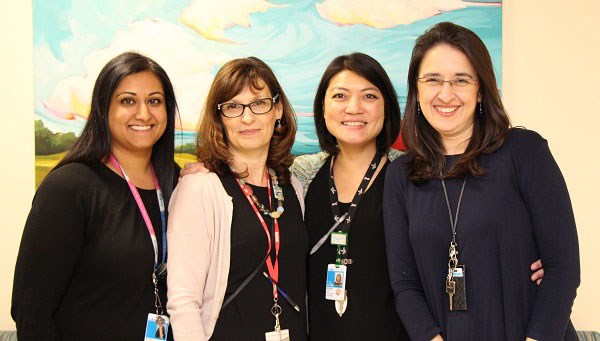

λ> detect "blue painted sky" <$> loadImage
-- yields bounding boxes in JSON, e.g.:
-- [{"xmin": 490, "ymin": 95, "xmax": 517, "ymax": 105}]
[{"xmin": 33, "ymin": 0, "xmax": 502, "ymax": 155}]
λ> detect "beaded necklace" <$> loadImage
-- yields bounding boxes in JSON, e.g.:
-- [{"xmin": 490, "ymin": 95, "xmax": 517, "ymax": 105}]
[{"xmin": 237, "ymin": 168, "xmax": 285, "ymax": 219}]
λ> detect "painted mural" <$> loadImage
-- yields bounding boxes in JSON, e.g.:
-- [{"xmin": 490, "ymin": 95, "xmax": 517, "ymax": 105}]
[{"xmin": 33, "ymin": 0, "xmax": 502, "ymax": 186}]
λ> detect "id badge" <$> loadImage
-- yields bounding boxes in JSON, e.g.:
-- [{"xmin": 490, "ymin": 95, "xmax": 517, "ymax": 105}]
[
  {"xmin": 265, "ymin": 329, "xmax": 290, "ymax": 341},
  {"xmin": 144, "ymin": 313, "xmax": 170, "ymax": 341},
  {"xmin": 325, "ymin": 264, "xmax": 347, "ymax": 301},
  {"xmin": 452, "ymin": 265, "xmax": 467, "ymax": 311},
  {"xmin": 330, "ymin": 231, "xmax": 348, "ymax": 246}
]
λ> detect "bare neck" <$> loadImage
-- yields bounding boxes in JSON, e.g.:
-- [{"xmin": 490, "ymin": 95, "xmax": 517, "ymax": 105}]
[
  {"xmin": 106, "ymin": 147, "xmax": 154, "ymax": 189},
  {"xmin": 232, "ymin": 151, "xmax": 269, "ymax": 186},
  {"xmin": 333, "ymin": 142, "xmax": 386, "ymax": 202},
  {"xmin": 440, "ymin": 125, "xmax": 473, "ymax": 155},
  {"xmin": 335, "ymin": 142, "xmax": 378, "ymax": 170}
]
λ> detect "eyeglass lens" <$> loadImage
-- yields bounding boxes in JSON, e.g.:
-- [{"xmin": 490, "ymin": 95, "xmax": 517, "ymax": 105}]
[{"xmin": 220, "ymin": 98, "xmax": 273, "ymax": 117}]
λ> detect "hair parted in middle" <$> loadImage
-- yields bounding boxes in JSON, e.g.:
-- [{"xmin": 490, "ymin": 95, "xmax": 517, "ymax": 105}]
[
  {"xmin": 313, "ymin": 52, "xmax": 401, "ymax": 155},
  {"xmin": 54, "ymin": 51, "xmax": 178, "ymax": 203},
  {"xmin": 196, "ymin": 56, "xmax": 297, "ymax": 184},
  {"xmin": 402, "ymin": 22, "xmax": 511, "ymax": 182}
]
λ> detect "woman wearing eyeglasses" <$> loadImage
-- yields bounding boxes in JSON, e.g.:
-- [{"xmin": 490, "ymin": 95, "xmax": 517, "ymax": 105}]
[
  {"xmin": 166, "ymin": 57, "xmax": 308, "ymax": 340},
  {"xmin": 383, "ymin": 22, "xmax": 579, "ymax": 340}
]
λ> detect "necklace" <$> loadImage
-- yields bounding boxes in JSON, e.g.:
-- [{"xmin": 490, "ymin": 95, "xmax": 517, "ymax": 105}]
[{"xmin": 237, "ymin": 168, "xmax": 285, "ymax": 219}]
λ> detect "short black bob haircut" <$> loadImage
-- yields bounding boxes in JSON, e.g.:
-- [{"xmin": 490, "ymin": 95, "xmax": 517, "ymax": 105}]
[{"xmin": 313, "ymin": 52, "xmax": 401, "ymax": 155}]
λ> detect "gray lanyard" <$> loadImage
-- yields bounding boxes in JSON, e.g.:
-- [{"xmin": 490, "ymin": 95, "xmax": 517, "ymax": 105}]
[{"xmin": 440, "ymin": 173, "xmax": 467, "ymax": 268}]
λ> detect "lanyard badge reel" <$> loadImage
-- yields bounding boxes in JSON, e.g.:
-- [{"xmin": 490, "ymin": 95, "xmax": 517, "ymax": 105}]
[
  {"xmin": 145, "ymin": 256, "xmax": 170, "ymax": 340},
  {"xmin": 235, "ymin": 170, "xmax": 293, "ymax": 340},
  {"xmin": 442, "ymin": 175, "xmax": 468, "ymax": 312},
  {"xmin": 108, "ymin": 155, "xmax": 170, "ymax": 340},
  {"xmin": 323, "ymin": 153, "xmax": 384, "ymax": 317}
]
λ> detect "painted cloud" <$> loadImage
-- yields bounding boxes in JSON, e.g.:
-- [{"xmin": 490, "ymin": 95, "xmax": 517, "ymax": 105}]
[
  {"xmin": 316, "ymin": 0, "xmax": 500, "ymax": 28},
  {"xmin": 180, "ymin": 0, "xmax": 285, "ymax": 42},
  {"xmin": 43, "ymin": 19, "xmax": 231, "ymax": 131}
]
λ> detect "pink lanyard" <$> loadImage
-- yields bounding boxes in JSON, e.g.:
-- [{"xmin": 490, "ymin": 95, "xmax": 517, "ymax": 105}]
[
  {"xmin": 237, "ymin": 170, "xmax": 281, "ymax": 299},
  {"xmin": 109, "ymin": 154, "xmax": 166, "ymax": 267}
]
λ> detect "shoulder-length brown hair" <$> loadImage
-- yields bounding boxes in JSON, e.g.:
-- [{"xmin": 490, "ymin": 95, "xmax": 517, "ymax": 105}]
[
  {"xmin": 402, "ymin": 22, "xmax": 511, "ymax": 182},
  {"xmin": 196, "ymin": 56, "xmax": 297, "ymax": 184}
]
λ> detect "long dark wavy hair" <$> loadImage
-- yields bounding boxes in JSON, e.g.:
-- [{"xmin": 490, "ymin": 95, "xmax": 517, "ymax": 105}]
[
  {"xmin": 402, "ymin": 22, "xmax": 511, "ymax": 182},
  {"xmin": 313, "ymin": 52, "xmax": 401, "ymax": 155},
  {"xmin": 196, "ymin": 57, "xmax": 297, "ymax": 185},
  {"xmin": 54, "ymin": 51, "xmax": 178, "ymax": 202}
]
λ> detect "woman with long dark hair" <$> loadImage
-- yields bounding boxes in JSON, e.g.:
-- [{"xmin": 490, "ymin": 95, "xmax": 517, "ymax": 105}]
[
  {"xmin": 384, "ymin": 22, "xmax": 579, "ymax": 340},
  {"xmin": 12, "ymin": 51, "xmax": 179, "ymax": 340}
]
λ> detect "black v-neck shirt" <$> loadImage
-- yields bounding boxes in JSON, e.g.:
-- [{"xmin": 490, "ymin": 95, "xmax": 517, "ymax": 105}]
[
  {"xmin": 12, "ymin": 161, "xmax": 177, "ymax": 340},
  {"xmin": 305, "ymin": 158, "xmax": 409, "ymax": 340}
]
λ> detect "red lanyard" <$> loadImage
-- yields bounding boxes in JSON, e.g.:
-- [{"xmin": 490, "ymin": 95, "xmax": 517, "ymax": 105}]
[{"xmin": 237, "ymin": 170, "xmax": 280, "ymax": 300}]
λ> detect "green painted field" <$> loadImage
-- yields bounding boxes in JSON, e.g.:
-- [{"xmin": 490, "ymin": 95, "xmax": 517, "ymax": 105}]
[
  {"xmin": 35, "ymin": 153, "xmax": 67, "ymax": 187},
  {"xmin": 35, "ymin": 153, "xmax": 198, "ymax": 188}
]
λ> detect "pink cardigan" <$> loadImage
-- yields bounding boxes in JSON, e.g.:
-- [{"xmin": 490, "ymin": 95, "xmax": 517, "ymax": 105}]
[{"xmin": 166, "ymin": 172, "xmax": 304, "ymax": 341}]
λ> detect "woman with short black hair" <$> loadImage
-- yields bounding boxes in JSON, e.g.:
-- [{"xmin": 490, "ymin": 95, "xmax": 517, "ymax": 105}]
[{"xmin": 292, "ymin": 52, "xmax": 409, "ymax": 340}]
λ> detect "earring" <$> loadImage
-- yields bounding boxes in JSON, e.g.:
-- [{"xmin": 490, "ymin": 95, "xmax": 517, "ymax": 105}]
[
  {"xmin": 417, "ymin": 102, "xmax": 422, "ymax": 116},
  {"xmin": 479, "ymin": 102, "xmax": 483, "ymax": 115},
  {"xmin": 275, "ymin": 119, "xmax": 282, "ymax": 129}
]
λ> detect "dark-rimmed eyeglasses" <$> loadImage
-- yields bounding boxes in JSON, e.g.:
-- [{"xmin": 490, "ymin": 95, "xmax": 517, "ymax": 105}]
[
  {"xmin": 417, "ymin": 77, "xmax": 478, "ymax": 92},
  {"xmin": 217, "ymin": 93, "xmax": 279, "ymax": 118}
]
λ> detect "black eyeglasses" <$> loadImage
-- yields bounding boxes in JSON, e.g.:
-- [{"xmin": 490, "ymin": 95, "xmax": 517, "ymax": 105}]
[{"xmin": 217, "ymin": 93, "xmax": 279, "ymax": 118}]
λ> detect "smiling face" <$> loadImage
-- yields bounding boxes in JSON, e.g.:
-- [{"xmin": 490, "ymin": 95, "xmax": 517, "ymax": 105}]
[
  {"xmin": 221, "ymin": 79, "xmax": 282, "ymax": 159},
  {"xmin": 323, "ymin": 70, "xmax": 385, "ymax": 152},
  {"xmin": 417, "ymin": 44, "xmax": 481, "ymax": 153},
  {"xmin": 108, "ymin": 70, "xmax": 167, "ymax": 158}
]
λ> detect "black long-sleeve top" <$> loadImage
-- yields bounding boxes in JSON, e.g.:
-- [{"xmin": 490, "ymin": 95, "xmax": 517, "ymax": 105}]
[
  {"xmin": 12, "ymin": 161, "xmax": 177, "ymax": 340},
  {"xmin": 383, "ymin": 129, "xmax": 580, "ymax": 340}
]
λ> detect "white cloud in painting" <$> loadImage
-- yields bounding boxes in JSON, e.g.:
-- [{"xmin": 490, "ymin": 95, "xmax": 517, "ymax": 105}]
[
  {"xmin": 316, "ymin": 0, "xmax": 500, "ymax": 28},
  {"xmin": 43, "ymin": 19, "xmax": 232, "ymax": 131},
  {"xmin": 180, "ymin": 0, "xmax": 284, "ymax": 42}
]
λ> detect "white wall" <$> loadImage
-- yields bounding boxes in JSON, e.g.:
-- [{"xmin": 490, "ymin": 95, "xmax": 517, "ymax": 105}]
[
  {"xmin": 0, "ymin": 0, "xmax": 34, "ymax": 330},
  {"xmin": 503, "ymin": 0, "xmax": 600, "ymax": 330},
  {"xmin": 1, "ymin": 0, "xmax": 598, "ymax": 332}
]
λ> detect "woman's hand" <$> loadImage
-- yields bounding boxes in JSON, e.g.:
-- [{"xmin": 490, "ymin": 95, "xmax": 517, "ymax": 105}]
[
  {"xmin": 530, "ymin": 259, "xmax": 544, "ymax": 285},
  {"xmin": 178, "ymin": 161, "xmax": 209, "ymax": 181}
]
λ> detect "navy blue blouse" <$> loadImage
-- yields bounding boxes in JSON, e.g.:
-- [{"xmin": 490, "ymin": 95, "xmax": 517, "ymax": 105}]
[{"xmin": 383, "ymin": 129, "xmax": 579, "ymax": 340}]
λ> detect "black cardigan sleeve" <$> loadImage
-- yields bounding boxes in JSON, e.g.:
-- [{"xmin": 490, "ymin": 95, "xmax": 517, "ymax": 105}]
[
  {"xmin": 11, "ymin": 164, "xmax": 90, "ymax": 340},
  {"xmin": 383, "ymin": 159, "xmax": 442, "ymax": 340},
  {"xmin": 516, "ymin": 136, "xmax": 580, "ymax": 339}
]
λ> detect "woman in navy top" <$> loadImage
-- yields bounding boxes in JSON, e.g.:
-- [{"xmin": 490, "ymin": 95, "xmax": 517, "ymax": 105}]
[{"xmin": 383, "ymin": 22, "xmax": 579, "ymax": 340}]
